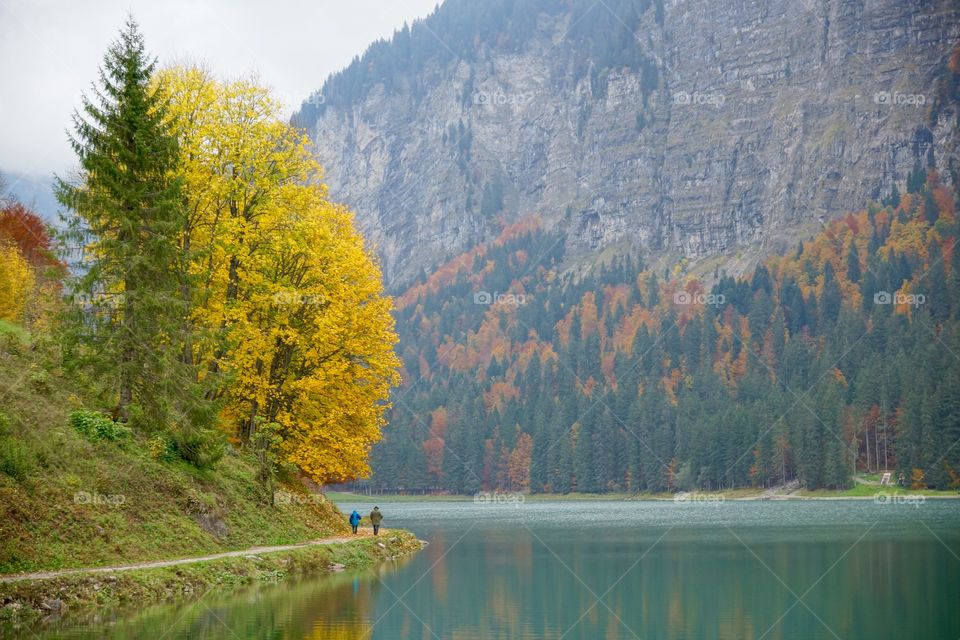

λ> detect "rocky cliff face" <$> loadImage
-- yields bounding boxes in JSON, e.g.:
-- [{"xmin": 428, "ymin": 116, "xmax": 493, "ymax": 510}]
[{"xmin": 298, "ymin": 0, "xmax": 960, "ymax": 287}]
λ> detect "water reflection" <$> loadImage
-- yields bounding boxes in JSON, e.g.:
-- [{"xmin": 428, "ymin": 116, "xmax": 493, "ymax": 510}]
[{"xmin": 20, "ymin": 501, "xmax": 960, "ymax": 639}]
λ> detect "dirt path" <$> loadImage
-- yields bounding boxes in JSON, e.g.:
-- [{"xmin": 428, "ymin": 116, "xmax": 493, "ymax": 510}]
[{"xmin": 0, "ymin": 535, "xmax": 372, "ymax": 584}]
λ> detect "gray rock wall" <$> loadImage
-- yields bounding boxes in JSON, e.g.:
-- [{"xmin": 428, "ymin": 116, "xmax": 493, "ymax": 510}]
[{"xmin": 307, "ymin": 0, "xmax": 960, "ymax": 286}]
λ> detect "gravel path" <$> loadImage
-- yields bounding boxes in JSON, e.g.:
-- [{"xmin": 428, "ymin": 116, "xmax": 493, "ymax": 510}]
[{"xmin": 0, "ymin": 535, "xmax": 369, "ymax": 583}]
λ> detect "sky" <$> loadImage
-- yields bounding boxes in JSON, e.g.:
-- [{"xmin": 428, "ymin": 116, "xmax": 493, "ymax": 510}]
[{"xmin": 0, "ymin": 0, "xmax": 439, "ymax": 181}]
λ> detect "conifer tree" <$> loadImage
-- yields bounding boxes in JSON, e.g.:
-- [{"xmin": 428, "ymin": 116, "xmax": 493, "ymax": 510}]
[{"xmin": 57, "ymin": 18, "xmax": 194, "ymax": 430}]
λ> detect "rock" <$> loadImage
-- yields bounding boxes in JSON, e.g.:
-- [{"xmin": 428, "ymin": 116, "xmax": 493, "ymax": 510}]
[
  {"xmin": 376, "ymin": 542, "xmax": 386, "ymax": 549},
  {"xmin": 389, "ymin": 536, "xmax": 399, "ymax": 542},
  {"xmin": 299, "ymin": 0, "xmax": 960, "ymax": 287},
  {"xmin": 39, "ymin": 598, "xmax": 62, "ymax": 612},
  {"xmin": 193, "ymin": 512, "xmax": 229, "ymax": 539}
]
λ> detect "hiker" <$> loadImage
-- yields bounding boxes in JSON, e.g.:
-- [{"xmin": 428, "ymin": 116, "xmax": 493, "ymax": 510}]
[
  {"xmin": 349, "ymin": 510, "xmax": 361, "ymax": 534},
  {"xmin": 369, "ymin": 506, "xmax": 383, "ymax": 535}
]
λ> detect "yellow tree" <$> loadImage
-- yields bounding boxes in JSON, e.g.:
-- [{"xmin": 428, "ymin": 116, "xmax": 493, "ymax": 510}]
[
  {"xmin": 0, "ymin": 244, "xmax": 33, "ymax": 322},
  {"xmin": 157, "ymin": 67, "xmax": 400, "ymax": 485}
]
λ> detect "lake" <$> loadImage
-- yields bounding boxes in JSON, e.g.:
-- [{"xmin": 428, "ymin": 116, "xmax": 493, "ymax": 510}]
[{"xmin": 21, "ymin": 499, "xmax": 960, "ymax": 639}]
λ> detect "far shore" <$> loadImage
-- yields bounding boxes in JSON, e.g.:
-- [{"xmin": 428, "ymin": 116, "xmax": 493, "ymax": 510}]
[{"xmin": 327, "ymin": 487, "xmax": 960, "ymax": 503}]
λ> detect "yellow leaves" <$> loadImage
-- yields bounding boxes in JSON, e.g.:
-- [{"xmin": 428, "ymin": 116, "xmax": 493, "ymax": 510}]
[
  {"xmin": 0, "ymin": 244, "xmax": 34, "ymax": 322},
  {"xmin": 158, "ymin": 66, "xmax": 400, "ymax": 484}
]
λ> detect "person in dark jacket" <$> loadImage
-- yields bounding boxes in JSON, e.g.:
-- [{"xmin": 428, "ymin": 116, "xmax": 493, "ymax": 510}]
[
  {"xmin": 369, "ymin": 506, "xmax": 383, "ymax": 535},
  {"xmin": 349, "ymin": 510, "xmax": 361, "ymax": 534}
]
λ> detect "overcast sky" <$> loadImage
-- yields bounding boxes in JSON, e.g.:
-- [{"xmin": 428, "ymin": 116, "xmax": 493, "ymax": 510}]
[{"xmin": 0, "ymin": 0, "xmax": 439, "ymax": 180}]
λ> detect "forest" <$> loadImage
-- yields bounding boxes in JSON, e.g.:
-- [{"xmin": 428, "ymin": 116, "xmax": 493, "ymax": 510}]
[{"xmin": 358, "ymin": 171, "xmax": 960, "ymax": 494}]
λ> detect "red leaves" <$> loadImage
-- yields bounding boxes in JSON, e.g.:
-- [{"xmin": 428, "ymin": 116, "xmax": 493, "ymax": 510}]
[{"xmin": 0, "ymin": 202, "xmax": 61, "ymax": 269}]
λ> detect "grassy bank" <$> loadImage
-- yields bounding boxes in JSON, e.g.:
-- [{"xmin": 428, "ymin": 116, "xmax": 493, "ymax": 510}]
[
  {"xmin": 0, "ymin": 531, "xmax": 423, "ymax": 629},
  {"xmin": 0, "ymin": 324, "xmax": 425, "ymax": 631},
  {"xmin": 0, "ymin": 326, "xmax": 355, "ymax": 575}
]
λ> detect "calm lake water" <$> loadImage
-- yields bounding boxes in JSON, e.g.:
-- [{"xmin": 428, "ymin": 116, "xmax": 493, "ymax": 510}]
[{"xmin": 21, "ymin": 499, "xmax": 960, "ymax": 639}]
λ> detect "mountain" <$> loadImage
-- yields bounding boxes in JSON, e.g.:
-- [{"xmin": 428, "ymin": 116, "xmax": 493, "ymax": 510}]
[
  {"xmin": 294, "ymin": 0, "xmax": 960, "ymax": 288},
  {"xmin": 0, "ymin": 172, "xmax": 61, "ymax": 224},
  {"xmin": 368, "ymin": 176, "xmax": 960, "ymax": 494}
]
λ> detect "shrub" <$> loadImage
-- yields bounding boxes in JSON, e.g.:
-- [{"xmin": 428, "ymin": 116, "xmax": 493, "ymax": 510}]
[
  {"xmin": 147, "ymin": 434, "xmax": 178, "ymax": 462},
  {"xmin": 0, "ymin": 437, "xmax": 31, "ymax": 481},
  {"xmin": 28, "ymin": 369, "xmax": 51, "ymax": 392},
  {"xmin": 69, "ymin": 409, "xmax": 131, "ymax": 442},
  {"xmin": 173, "ymin": 429, "xmax": 225, "ymax": 469}
]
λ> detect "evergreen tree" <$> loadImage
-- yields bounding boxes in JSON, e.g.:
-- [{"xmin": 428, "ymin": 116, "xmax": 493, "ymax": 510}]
[{"xmin": 57, "ymin": 18, "xmax": 193, "ymax": 428}]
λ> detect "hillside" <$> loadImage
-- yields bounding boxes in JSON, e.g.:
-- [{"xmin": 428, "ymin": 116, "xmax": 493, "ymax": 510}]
[
  {"xmin": 0, "ymin": 326, "xmax": 350, "ymax": 575},
  {"xmin": 355, "ymin": 174, "xmax": 960, "ymax": 494},
  {"xmin": 295, "ymin": 0, "xmax": 960, "ymax": 286}
]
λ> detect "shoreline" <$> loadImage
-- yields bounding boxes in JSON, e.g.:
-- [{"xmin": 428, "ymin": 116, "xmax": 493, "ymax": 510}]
[
  {"xmin": 0, "ymin": 530, "xmax": 424, "ymax": 631},
  {"xmin": 327, "ymin": 489, "xmax": 960, "ymax": 503}
]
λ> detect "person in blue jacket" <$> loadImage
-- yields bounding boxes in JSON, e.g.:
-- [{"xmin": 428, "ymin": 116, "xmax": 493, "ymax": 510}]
[{"xmin": 349, "ymin": 510, "xmax": 362, "ymax": 534}]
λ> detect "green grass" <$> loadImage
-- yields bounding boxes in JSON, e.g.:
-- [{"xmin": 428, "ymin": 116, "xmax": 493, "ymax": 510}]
[
  {"xmin": 0, "ymin": 320, "xmax": 29, "ymax": 344},
  {"xmin": 797, "ymin": 483, "xmax": 959, "ymax": 498},
  {"xmin": 0, "ymin": 531, "xmax": 423, "ymax": 628},
  {"xmin": 0, "ymin": 327, "xmax": 352, "ymax": 575}
]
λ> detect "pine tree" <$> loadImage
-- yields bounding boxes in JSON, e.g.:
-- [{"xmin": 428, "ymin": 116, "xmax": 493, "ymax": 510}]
[
  {"xmin": 846, "ymin": 243, "xmax": 862, "ymax": 283},
  {"xmin": 57, "ymin": 18, "xmax": 193, "ymax": 429}
]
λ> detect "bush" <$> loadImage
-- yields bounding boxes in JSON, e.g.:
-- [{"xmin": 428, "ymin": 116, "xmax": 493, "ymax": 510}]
[
  {"xmin": 173, "ymin": 427, "xmax": 225, "ymax": 469},
  {"xmin": 0, "ymin": 437, "xmax": 31, "ymax": 481},
  {"xmin": 147, "ymin": 434, "xmax": 178, "ymax": 462},
  {"xmin": 69, "ymin": 409, "xmax": 131, "ymax": 442},
  {"xmin": 28, "ymin": 369, "xmax": 51, "ymax": 392}
]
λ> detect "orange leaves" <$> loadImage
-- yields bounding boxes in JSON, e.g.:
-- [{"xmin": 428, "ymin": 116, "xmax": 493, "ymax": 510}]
[
  {"xmin": 661, "ymin": 368, "xmax": 683, "ymax": 405},
  {"xmin": 429, "ymin": 407, "xmax": 449, "ymax": 439},
  {"xmin": 611, "ymin": 304, "xmax": 653, "ymax": 353},
  {"xmin": 950, "ymin": 42, "xmax": 960, "ymax": 74},
  {"xmin": 396, "ymin": 250, "xmax": 480, "ymax": 310},
  {"xmin": 0, "ymin": 203, "xmax": 60, "ymax": 270},
  {"xmin": 492, "ymin": 215, "xmax": 542, "ymax": 247},
  {"xmin": 830, "ymin": 367, "xmax": 848, "ymax": 387},
  {"xmin": 423, "ymin": 408, "xmax": 447, "ymax": 476},
  {"xmin": 932, "ymin": 184, "xmax": 956, "ymax": 222},
  {"xmin": 579, "ymin": 291, "xmax": 599, "ymax": 339},
  {"xmin": 600, "ymin": 351, "xmax": 617, "ymax": 386},
  {"xmin": 579, "ymin": 376, "xmax": 598, "ymax": 397},
  {"xmin": 602, "ymin": 284, "xmax": 631, "ymax": 314},
  {"xmin": 507, "ymin": 432, "xmax": 533, "ymax": 491},
  {"xmin": 484, "ymin": 381, "xmax": 520, "ymax": 411}
]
